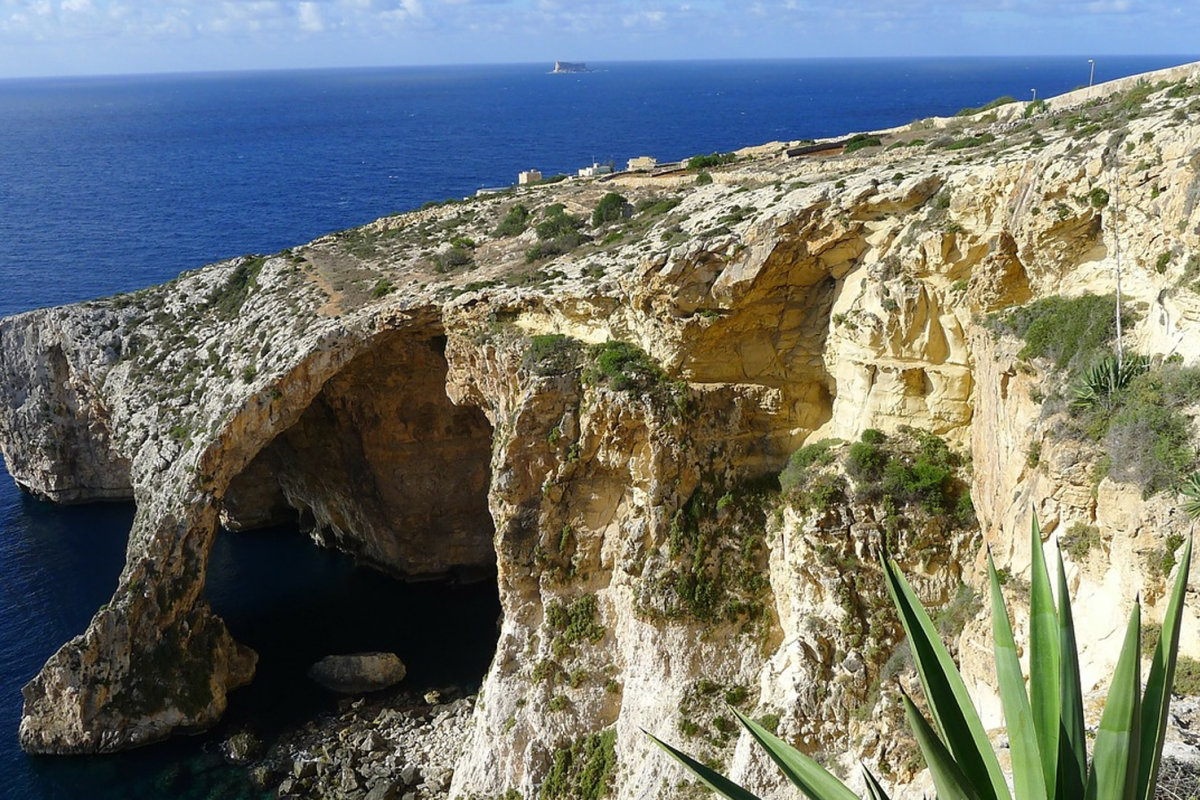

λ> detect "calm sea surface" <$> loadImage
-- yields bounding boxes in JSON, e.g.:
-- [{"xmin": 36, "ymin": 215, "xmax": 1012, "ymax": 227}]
[{"xmin": 0, "ymin": 56, "xmax": 1194, "ymax": 799}]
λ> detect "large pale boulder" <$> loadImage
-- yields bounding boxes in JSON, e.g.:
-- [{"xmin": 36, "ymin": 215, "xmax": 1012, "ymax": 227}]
[{"xmin": 307, "ymin": 653, "xmax": 407, "ymax": 694}]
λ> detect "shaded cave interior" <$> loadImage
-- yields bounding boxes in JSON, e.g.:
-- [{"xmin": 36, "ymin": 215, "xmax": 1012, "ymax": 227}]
[{"xmin": 206, "ymin": 327, "xmax": 501, "ymax": 721}]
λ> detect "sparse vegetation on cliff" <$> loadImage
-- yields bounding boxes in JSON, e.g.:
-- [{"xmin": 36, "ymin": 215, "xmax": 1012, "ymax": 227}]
[
  {"xmin": 652, "ymin": 524, "xmax": 1195, "ymax": 800},
  {"xmin": 637, "ymin": 473, "xmax": 774, "ymax": 627},
  {"xmin": 540, "ymin": 729, "xmax": 617, "ymax": 800}
]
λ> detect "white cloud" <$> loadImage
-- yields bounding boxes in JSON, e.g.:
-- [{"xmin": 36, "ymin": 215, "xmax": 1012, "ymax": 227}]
[{"xmin": 297, "ymin": 0, "xmax": 324, "ymax": 30}]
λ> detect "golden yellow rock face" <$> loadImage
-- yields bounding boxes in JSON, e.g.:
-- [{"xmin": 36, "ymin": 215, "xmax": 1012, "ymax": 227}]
[{"xmin": 1, "ymin": 60, "xmax": 1200, "ymax": 799}]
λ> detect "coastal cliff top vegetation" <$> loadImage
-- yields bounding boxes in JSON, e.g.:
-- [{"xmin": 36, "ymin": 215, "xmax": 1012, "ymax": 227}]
[{"xmin": 88, "ymin": 67, "xmax": 1200, "ymax": 329}]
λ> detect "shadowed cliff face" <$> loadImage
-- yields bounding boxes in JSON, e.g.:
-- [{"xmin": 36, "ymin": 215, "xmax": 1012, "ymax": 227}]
[{"xmin": 222, "ymin": 329, "xmax": 496, "ymax": 580}]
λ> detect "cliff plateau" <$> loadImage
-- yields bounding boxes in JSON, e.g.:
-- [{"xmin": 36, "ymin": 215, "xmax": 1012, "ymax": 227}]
[{"xmin": 4, "ymin": 62, "xmax": 1200, "ymax": 798}]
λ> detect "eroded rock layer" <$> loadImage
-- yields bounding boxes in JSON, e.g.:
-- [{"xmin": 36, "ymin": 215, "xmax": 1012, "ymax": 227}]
[{"xmin": 3, "ymin": 61, "xmax": 1200, "ymax": 798}]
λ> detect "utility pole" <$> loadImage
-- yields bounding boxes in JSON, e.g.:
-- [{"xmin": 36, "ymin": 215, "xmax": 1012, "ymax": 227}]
[
  {"xmin": 1089, "ymin": 59, "xmax": 1096, "ymax": 88},
  {"xmin": 1113, "ymin": 143, "xmax": 1124, "ymax": 369}
]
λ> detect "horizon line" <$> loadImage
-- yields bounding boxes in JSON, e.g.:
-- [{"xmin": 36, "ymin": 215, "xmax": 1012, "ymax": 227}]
[{"xmin": 2, "ymin": 52, "xmax": 1197, "ymax": 85}]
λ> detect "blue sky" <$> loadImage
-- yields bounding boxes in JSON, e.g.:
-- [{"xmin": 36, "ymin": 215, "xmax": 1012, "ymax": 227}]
[{"xmin": 0, "ymin": 0, "xmax": 1196, "ymax": 79}]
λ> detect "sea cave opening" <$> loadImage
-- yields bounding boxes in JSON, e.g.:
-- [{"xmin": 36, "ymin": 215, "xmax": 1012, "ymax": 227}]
[{"xmin": 205, "ymin": 327, "xmax": 501, "ymax": 736}]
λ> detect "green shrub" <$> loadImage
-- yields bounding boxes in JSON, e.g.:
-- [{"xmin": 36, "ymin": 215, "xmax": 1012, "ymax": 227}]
[
  {"xmin": 584, "ymin": 341, "xmax": 665, "ymax": 393},
  {"xmin": 495, "ymin": 204, "xmax": 531, "ymax": 237},
  {"xmin": 435, "ymin": 246, "xmax": 473, "ymax": 272},
  {"xmin": 207, "ymin": 256, "xmax": 265, "ymax": 319},
  {"xmin": 778, "ymin": 439, "xmax": 839, "ymax": 493},
  {"xmin": 1089, "ymin": 187, "xmax": 1111, "ymax": 208},
  {"xmin": 1174, "ymin": 656, "xmax": 1200, "ymax": 696},
  {"xmin": 371, "ymin": 277, "xmax": 395, "ymax": 298},
  {"xmin": 540, "ymin": 729, "xmax": 617, "ymax": 800},
  {"xmin": 536, "ymin": 205, "xmax": 584, "ymax": 240},
  {"xmin": 847, "ymin": 439, "xmax": 888, "ymax": 481},
  {"xmin": 526, "ymin": 204, "xmax": 588, "ymax": 262},
  {"xmin": 1062, "ymin": 521, "xmax": 1103, "ymax": 562},
  {"xmin": 687, "ymin": 152, "xmax": 736, "ymax": 170},
  {"xmin": 592, "ymin": 192, "xmax": 631, "ymax": 227},
  {"xmin": 524, "ymin": 334, "xmax": 584, "ymax": 376},
  {"xmin": 695, "ymin": 171, "xmax": 713, "ymax": 186},
  {"xmin": 1101, "ymin": 364, "xmax": 1200, "ymax": 496},
  {"xmin": 635, "ymin": 197, "xmax": 682, "ymax": 217},
  {"xmin": 843, "ymin": 133, "xmax": 882, "ymax": 153},
  {"xmin": 988, "ymin": 293, "xmax": 1133, "ymax": 376},
  {"xmin": 943, "ymin": 133, "xmax": 996, "ymax": 150}
]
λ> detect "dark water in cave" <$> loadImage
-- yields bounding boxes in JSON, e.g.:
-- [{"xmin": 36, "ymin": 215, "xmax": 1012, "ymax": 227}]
[{"xmin": 0, "ymin": 477, "xmax": 500, "ymax": 800}]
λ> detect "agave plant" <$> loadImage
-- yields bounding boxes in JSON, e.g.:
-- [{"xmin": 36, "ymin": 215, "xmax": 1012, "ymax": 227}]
[
  {"xmin": 1180, "ymin": 473, "xmax": 1200, "ymax": 520},
  {"xmin": 1071, "ymin": 353, "xmax": 1149, "ymax": 412},
  {"xmin": 649, "ymin": 517, "xmax": 1193, "ymax": 800}
]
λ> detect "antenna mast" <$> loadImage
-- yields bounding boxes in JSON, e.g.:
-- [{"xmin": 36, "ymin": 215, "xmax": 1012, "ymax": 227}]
[{"xmin": 1113, "ymin": 144, "xmax": 1123, "ymax": 370}]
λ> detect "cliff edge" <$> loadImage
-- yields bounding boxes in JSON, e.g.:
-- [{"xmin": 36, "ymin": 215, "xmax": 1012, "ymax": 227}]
[{"xmin": 3, "ymin": 62, "xmax": 1200, "ymax": 798}]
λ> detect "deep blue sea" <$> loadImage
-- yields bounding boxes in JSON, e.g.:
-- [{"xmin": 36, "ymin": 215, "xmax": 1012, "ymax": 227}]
[{"xmin": 0, "ymin": 56, "xmax": 1194, "ymax": 799}]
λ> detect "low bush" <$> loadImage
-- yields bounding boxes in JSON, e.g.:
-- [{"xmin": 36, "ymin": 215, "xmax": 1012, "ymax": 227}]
[
  {"xmin": 1074, "ymin": 360, "xmax": 1200, "ymax": 497},
  {"xmin": 434, "ymin": 246, "xmax": 473, "ymax": 272},
  {"xmin": 635, "ymin": 196, "xmax": 682, "ymax": 217},
  {"xmin": 592, "ymin": 192, "xmax": 631, "ymax": 227},
  {"xmin": 778, "ymin": 438, "xmax": 840, "ymax": 493},
  {"xmin": 524, "ymin": 334, "xmax": 584, "ymax": 376},
  {"xmin": 526, "ymin": 204, "xmax": 588, "ymax": 262},
  {"xmin": 584, "ymin": 341, "xmax": 666, "ymax": 393},
  {"xmin": 843, "ymin": 133, "xmax": 882, "ymax": 153},
  {"xmin": 687, "ymin": 152, "xmax": 736, "ymax": 170},
  {"xmin": 987, "ymin": 293, "xmax": 1134, "ymax": 376}
]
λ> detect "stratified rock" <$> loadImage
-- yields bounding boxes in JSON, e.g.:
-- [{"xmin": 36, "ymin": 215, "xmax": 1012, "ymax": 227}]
[
  {"xmin": 4, "ymin": 57, "xmax": 1200, "ymax": 800},
  {"xmin": 308, "ymin": 653, "xmax": 407, "ymax": 694}
]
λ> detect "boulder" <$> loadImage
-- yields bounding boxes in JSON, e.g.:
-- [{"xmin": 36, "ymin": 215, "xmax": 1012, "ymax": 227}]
[{"xmin": 308, "ymin": 652, "xmax": 407, "ymax": 694}]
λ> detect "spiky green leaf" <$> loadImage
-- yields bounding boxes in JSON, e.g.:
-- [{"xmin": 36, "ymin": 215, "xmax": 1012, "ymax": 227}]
[
  {"xmin": 1137, "ymin": 535, "xmax": 1193, "ymax": 800},
  {"xmin": 881, "ymin": 554, "xmax": 1011, "ymax": 800},
  {"xmin": 1056, "ymin": 545, "xmax": 1087, "ymax": 800},
  {"xmin": 1028, "ymin": 517, "xmax": 1061, "ymax": 799},
  {"xmin": 902, "ymin": 692, "xmax": 984, "ymax": 800},
  {"xmin": 729, "ymin": 708, "xmax": 861, "ymax": 800},
  {"xmin": 988, "ymin": 552, "xmax": 1048, "ymax": 800},
  {"xmin": 861, "ymin": 764, "xmax": 892, "ymax": 800},
  {"xmin": 1085, "ymin": 602, "xmax": 1141, "ymax": 800},
  {"xmin": 646, "ymin": 731, "xmax": 764, "ymax": 800}
]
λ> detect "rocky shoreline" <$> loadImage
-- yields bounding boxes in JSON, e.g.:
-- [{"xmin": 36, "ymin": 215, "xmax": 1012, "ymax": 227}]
[{"xmin": 229, "ymin": 687, "xmax": 476, "ymax": 800}]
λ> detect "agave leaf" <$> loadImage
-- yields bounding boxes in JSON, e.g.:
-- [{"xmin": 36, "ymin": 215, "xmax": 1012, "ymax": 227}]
[
  {"xmin": 1085, "ymin": 602, "xmax": 1141, "ymax": 800},
  {"xmin": 645, "ymin": 730, "xmax": 765, "ymax": 800},
  {"xmin": 988, "ymin": 552, "xmax": 1048, "ymax": 800},
  {"xmin": 901, "ymin": 692, "xmax": 983, "ymax": 800},
  {"xmin": 1056, "ymin": 545, "xmax": 1087, "ymax": 800},
  {"xmin": 881, "ymin": 554, "xmax": 1010, "ymax": 800},
  {"xmin": 1028, "ymin": 517, "xmax": 1061, "ymax": 799},
  {"xmin": 861, "ymin": 764, "xmax": 892, "ymax": 800},
  {"xmin": 1136, "ymin": 535, "xmax": 1193, "ymax": 800},
  {"xmin": 1181, "ymin": 475, "xmax": 1200, "ymax": 520},
  {"xmin": 729, "ymin": 708, "xmax": 861, "ymax": 800}
]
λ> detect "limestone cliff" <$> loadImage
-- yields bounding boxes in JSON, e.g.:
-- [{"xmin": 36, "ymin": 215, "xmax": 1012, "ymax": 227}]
[{"xmin": 3, "ymin": 61, "xmax": 1200, "ymax": 798}]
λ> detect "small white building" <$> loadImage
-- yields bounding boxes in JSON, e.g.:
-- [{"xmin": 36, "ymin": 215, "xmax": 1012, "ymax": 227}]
[
  {"xmin": 578, "ymin": 162, "xmax": 613, "ymax": 178},
  {"xmin": 518, "ymin": 169, "xmax": 543, "ymax": 185},
  {"xmin": 627, "ymin": 156, "xmax": 658, "ymax": 171}
]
